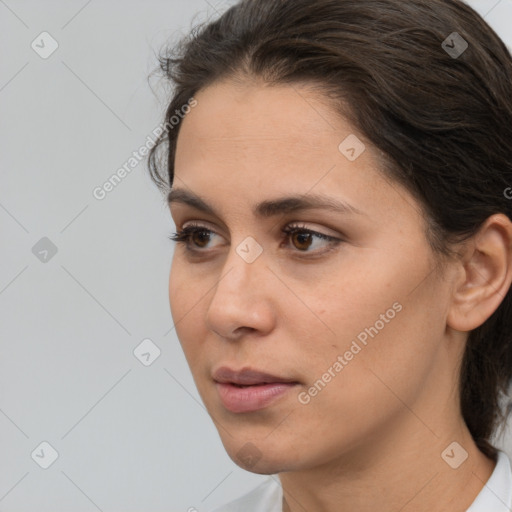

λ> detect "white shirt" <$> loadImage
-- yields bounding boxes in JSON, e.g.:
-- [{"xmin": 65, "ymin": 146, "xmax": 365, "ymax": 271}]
[{"xmin": 211, "ymin": 450, "xmax": 512, "ymax": 512}]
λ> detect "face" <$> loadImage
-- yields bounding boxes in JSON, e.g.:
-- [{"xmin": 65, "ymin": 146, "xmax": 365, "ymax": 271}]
[{"xmin": 168, "ymin": 79, "xmax": 458, "ymax": 474}]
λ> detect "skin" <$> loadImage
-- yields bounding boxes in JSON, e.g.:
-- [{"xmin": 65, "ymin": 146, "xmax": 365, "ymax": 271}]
[{"xmin": 168, "ymin": 78, "xmax": 512, "ymax": 512}]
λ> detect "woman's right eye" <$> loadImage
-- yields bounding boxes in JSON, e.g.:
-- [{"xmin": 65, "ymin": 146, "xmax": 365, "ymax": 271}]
[{"xmin": 168, "ymin": 225, "xmax": 222, "ymax": 252}]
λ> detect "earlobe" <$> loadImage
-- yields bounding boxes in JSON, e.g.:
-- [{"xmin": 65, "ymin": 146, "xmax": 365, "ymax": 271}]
[{"xmin": 447, "ymin": 214, "xmax": 512, "ymax": 332}]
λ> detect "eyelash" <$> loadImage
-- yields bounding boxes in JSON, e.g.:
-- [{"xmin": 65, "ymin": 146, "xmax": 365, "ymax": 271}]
[{"xmin": 168, "ymin": 223, "xmax": 342, "ymax": 256}]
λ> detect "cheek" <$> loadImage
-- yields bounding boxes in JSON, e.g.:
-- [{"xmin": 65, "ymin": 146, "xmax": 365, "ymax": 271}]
[
  {"xmin": 169, "ymin": 256, "xmax": 204, "ymax": 320},
  {"xmin": 279, "ymin": 302, "xmax": 446, "ymax": 466},
  {"xmin": 290, "ymin": 265, "xmax": 400, "ymax": 366},
  {"xmin": 168, "ymin": 259, "xmax": 182, "ymax": 318},
  {"xmin": 168, "ymin": 260, "xmax": 183, "ymax": 325},
  {"xmin": 296, "ymin": 251, "xmax": 448, "ymax": 407},
  {"xmin": 168, "ymin": 258, "xmax": 205, "ymax": 359}
]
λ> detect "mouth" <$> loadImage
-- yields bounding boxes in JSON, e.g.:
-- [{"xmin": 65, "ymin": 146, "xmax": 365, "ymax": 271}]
[{"xmin": 212, "ymin": 366, "xmax": 300, "ymax": 413}]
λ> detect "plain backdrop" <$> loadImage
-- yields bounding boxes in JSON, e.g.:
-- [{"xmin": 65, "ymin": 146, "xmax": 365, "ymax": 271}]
[{"xmin": 1, "ymin": 1, "xmax": 512, "ymax": 510}]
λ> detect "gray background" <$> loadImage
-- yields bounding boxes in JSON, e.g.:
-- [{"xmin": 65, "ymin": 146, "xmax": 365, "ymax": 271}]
[{"xmin": 1, "ymin": 1, "xmax": 512, "ymax": 510}]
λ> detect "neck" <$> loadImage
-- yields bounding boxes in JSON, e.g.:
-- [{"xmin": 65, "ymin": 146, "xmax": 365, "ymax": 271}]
[{"xmin": 279, "ymin": 414, "xmax": 495, "ymax": 512}]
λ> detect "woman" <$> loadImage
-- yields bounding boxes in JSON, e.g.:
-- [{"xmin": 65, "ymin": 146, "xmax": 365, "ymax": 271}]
[{"xmin": 147, "ymin": 0, "xmax": 512, "ymax": 510}]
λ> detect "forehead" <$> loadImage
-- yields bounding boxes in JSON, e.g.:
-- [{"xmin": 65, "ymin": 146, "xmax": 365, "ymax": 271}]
[
  {"xmin": 175, "ymin": 79, "xmax": 381, "ymax": 186},
  {"xmin": 178, "ymin": 79, "xmax": 347, "ymax": 150}
]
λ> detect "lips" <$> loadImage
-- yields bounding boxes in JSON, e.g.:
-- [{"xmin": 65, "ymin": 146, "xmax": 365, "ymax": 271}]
[
  {"xmin": 213, "ymin": 366, "xmax": 299, "ymax": 413},
  {"xmin": 213, "ymin": 367, "xmax": 297, "ymax": 386}
]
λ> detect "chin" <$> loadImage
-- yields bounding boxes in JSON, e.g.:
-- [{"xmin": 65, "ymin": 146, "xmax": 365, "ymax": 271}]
[
  {"xmin": 220, "ymin": 436, "xmax": 304, "ymax": 474},
  {"xmin": 230, "ymin": 450, "xmax": 295, "ymax": 474}
]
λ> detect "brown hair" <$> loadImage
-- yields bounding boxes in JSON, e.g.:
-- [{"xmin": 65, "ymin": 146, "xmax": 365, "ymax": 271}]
[{"xmin": 147, "ymin": 0, "xmax": 512, "ymax": 459}]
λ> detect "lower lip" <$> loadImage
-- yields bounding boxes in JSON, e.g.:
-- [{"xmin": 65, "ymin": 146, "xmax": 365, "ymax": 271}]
[{"xmin": 215, "ymin": 382, "xmax": 298, "ymax": 413}]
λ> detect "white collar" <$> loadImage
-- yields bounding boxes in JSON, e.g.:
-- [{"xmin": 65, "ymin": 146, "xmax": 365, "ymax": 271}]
[{"xmin": 466, "ymin": 450, "xmax": 512, "ymax": 511}]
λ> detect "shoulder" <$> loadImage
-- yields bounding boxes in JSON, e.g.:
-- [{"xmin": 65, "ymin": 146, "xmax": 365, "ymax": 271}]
[{"xmin": 209, "ymin": 476, "xmax": 282, "ymax": 512}]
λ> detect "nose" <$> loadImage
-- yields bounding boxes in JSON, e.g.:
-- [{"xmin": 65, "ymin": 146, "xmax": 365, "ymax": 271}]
[{"xmin": 205, "ymin": 244, "xmax": 276, "ymax": 341}]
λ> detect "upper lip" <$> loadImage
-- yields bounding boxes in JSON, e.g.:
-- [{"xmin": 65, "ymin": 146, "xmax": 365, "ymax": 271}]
[{"xmin": 213, "ymin": 366, "xmax": 298, "ymax": 385}]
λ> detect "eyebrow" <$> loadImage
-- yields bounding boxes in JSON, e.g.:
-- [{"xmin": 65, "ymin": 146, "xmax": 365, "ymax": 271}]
[{"xmin": 167, "ymin": 188, "xmax": 365, "ymax": 218}]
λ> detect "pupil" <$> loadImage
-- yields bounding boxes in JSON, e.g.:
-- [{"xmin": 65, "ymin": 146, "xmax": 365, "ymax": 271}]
[
  {"xmin": 193, "ymin": 231, "xmax": 209, "ymax": 247},
  {"xmin": 295, "ymin": 232, "xmax": 312, "ymax": 250}
]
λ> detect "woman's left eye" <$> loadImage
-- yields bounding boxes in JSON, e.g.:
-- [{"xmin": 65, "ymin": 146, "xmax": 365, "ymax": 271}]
[{"xmin": 168, "ymin": 223, "xmax": 342, "ymax": 255}]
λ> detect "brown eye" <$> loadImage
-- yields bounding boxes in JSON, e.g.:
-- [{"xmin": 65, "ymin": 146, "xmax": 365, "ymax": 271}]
[
  {"xmin": 281, "ymin": 224, "xmax": 341, "ymax": 254},
  {"xmin": 191, "ymin": 229, "xmax": 211, "ymax": 248},
  {"xmin": 168, "ymin": 225, "xmax": 221, "ymax": 251},
  {"xmin": 291, "ymin": 231, "xmax": 314, "ymax": 251}
]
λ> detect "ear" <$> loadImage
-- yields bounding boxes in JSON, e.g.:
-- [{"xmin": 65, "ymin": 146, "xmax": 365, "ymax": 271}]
[{"xmin": 447, "ymin": 213, "xmax": 512, "ymax": 332}]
